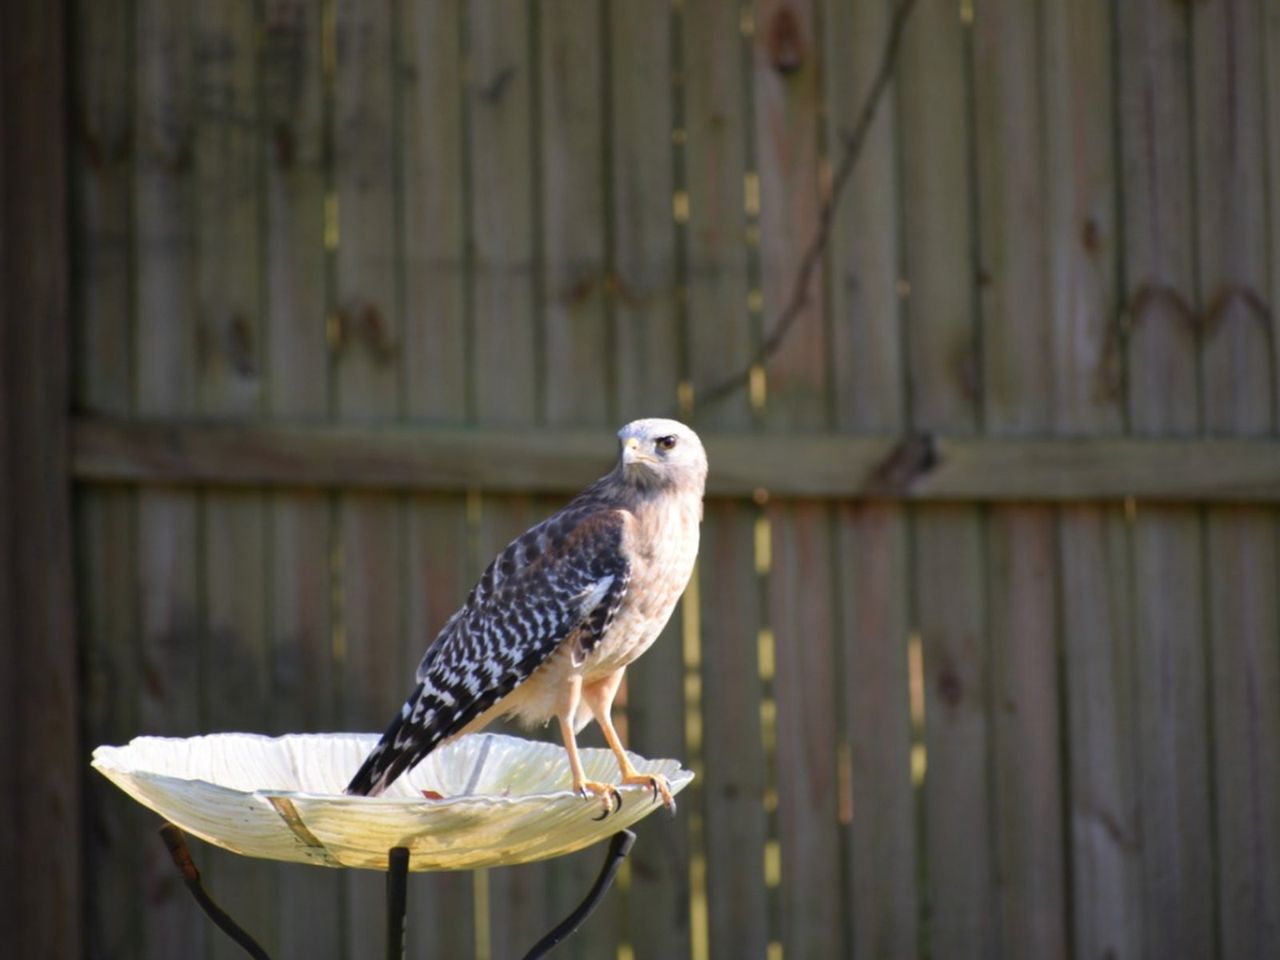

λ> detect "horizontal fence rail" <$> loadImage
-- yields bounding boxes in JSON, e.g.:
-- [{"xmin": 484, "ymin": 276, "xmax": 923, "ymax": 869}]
[{"xmin": 73, "ymin": 417, "xmax": 1280, "ymax": 502}]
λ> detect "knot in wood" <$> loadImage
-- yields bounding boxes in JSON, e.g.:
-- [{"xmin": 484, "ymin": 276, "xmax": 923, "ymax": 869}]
[{"xmin": 766, "ymin": 6, "xmax": 805, "ymax": 76}]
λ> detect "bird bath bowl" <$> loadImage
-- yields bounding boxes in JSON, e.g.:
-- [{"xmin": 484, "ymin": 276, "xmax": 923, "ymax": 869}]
[{"xmin": 92, "ymin": 731, "xmax": 693, "ymax": 871}]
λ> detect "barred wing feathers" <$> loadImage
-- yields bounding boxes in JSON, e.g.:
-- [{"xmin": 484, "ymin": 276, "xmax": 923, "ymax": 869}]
[{"xmin": 346, "ymin": 502, "xmax": 630, "ymax": 796}]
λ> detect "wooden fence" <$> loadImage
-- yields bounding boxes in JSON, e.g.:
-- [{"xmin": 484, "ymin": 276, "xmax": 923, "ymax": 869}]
[{"xmin": 57, "ymin": 0, "xmax": 1280, "ymax": 958}]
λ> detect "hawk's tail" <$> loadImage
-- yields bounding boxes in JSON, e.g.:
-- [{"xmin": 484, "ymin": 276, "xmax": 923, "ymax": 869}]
[{"xmin": 346, "ymin": 682, "xmax": 430, "ymax": 797}]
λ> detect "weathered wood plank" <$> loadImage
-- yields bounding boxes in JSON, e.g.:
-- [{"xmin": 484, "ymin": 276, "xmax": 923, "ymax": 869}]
[
  {"xmin": 823, "ymin": 1, "xmax": 916, "ymax": 955},
  {"xmin": 684, "ymin": 0, "xmax": 753, "ymax": 429},
  {"xmin": 605, "ymin": 2, "xmax": 690, "ymax": 957},
  {"xmin": 466, "ymin": 3, "xmax": 553, "ymax": 953},
  {"xmin": 754, "ymin": 2, "xmax": 845, "ymax": 955},
  {"xmin": 330, "ymin": 1, "xmax": 403, "ymax": 954},
  {"xmin": 698, "ymin": 504, "xmax": 768, "ymax": 960},
  {"xmin": 1060, "ymin": 507, "xmax": 1142, "ymax": 958},
  {"xmin": 401, "ymin": 0, "xmax": 466, "ymax": 424},
  {"xmin": 191, "ymin": 4, "xmax": 277, "ymax": 954},
  {"xmin": 468, "ymin": 0, "xmax": 536, "ymax": 425},
  {"xmin": 1119, "ymin": 2, "xmax": 1212, "ymax": 958},
  {"xmin": 259, "ymin": 1, "xmax": 344, "ymax": 956},
  {"xmin": 899, "ymin": 0, "xmax": 992, "ymax": 955},
  {"xmin": 540, "ymin": 0, "xmax": 610, "ymax": 431},
  {"xmin": 133, "ymin": 1, "xmax": 207, "ymax": 954},
  {"xmin": 682, "ymin": 2, "xmax": 765, "ymax": 957},
  {"xmin": 71, "ymin": 0, "xmax": 142, "ymax": 953},
  {"xmin": 1, "ymin": 0, "xmax": 79, "ymax": 954},
  {"xmin": 974, "ymin": 1, "xmax": 1066, "ymax": 957},
  {"xmin": 755, "ymin": 0, "xmax": 827, "ymax": 432},
  {"xmin": 71, "ymin": 418, "xmax": 1280, "ymax": 502},
  {"xmin": 1194, "ymin": 3, "xmax": 1280, "ymax": 957},
  {"xmin": 398, "ymin": 1, "xmax": 475, "ymax": 954},
  {"xmin": 768, "ymin": 500, "xmax": 844, "ymax": 959},
  {"xmin": 610, "ymin": 0, "xmax": 680, "ymax": 424}
]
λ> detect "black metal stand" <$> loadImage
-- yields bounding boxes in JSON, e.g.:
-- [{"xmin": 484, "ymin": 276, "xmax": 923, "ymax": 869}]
[
  {"xmin": 160, "ymin": 823, "xmax": 636, "ymax": 959},
  {"xmin": 386, "ymin": 846, "xmax": 409, "ymax": 959},
  {"xmin": 520, "ymin": 829, "xmax": 636, "ymax": 960}
]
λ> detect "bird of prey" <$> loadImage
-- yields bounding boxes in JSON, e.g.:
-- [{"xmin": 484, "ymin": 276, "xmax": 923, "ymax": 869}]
[{"xmin": 346, "ymin": 418, "xmax": 706, "ymax": 814}]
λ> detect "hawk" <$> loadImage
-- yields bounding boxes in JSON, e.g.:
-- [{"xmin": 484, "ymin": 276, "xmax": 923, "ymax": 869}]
[{"xmin": 346, "ymin": 418, "xmax": 706, "ymax": 813}]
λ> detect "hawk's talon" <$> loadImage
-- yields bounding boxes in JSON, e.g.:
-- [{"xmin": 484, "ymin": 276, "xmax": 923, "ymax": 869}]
[
  {"xmin": 574, "ymin": 779, "xmax": 622, "ymax": 818},
  {"xmin": 620, "ymin": 771, "xmax": 674, "ymax": 810}
]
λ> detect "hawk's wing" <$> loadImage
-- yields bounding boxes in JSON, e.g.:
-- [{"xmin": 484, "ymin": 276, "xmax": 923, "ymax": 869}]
[{"xmin": 346, "ymin": 502, "xmax": 630, "ymax": 796}]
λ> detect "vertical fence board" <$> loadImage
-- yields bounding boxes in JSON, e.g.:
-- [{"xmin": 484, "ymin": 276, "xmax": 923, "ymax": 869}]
[
  {"xmin": 1060, "ymin": 508, "xmax": 1140, "ymax": 960},
  {"xmin": 685, "ymin": 0, "xmax": 752, "ymax": 429},
  {"xmin": 755, "ymin": 1, "xmax": 845, "ymax": 956},
  {"xmin": 261, "ymin": 1, "xmax": 342, "ymax": 956},
  {"xmin": 606, "ymin": 3, "xmax": 691, "ymax": 957},
  {"xmin": 331, "ymin": 1, "xmax": 402, "ymax": 953},
  {"xmin": 973, "ymin": 3, "xmax": 1066, "ymax": 959},
  {"xmin": 1118, "ymin": 4, "xmax": 1212, "ymax": 960},
  {"xmin": 399, "ymin": 1, "xmax": 475, "ymax": 954},
  {"xmin": 768, "ymin": 499, "xmax": 844, "ymax": 960},
  {"xmin": 899, "ymin": 2, "xmax": 992, "ymax": 957},
  {"xmin": 134, "ymin": 2, "xmax": 207, "ymax": 954},
  {"xmin": 1193, "ymin": 3, "xmax": 1280, "ymax": 957},
  {"xmin": 193, "ymin": 4, "xmax": 277, "ymax": 954},
  {"xmin": 823, "ymin": 1, "xmax": 917, "ymax": 957},
  {"xmin": 540, "ymin": 0, "xmax": 609, "ymax": 430},
  {"xmin": 1269, "ymin": 0, "xmax": 1280, "ymax": 428},
  {"xmin": 466, "ymin": 3, "xmax": 552, "ymax": 954},
  {"xmin": 74, "ymin": 0, "xmax": 142, "ymax": 954},
  {"xmin": 1043, "ymin": 4, "xmax": 1147, "ymax": 960},
  {"xmin": 683, "ymin": 2, "xmax": 768, "ymax": 957},
  {"xmin": 698, "ymin": 503, "xmax": 767, "ymax": 960},
  {"xmin": 754, "ymin": 0, "xmax": 826, "ymax": 431},
  {"xmin": 468, "ymin": 1, "xmax": 537, "ymax": 425}
]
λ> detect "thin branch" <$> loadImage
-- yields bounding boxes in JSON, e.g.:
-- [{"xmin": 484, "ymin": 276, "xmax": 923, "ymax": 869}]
[{"xmin": 693, "ymin": 0, "xmax": 920, "ymax": 415}]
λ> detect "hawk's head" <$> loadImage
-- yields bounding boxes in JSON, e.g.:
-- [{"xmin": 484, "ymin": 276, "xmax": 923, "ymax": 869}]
[{"xmin": 615, "ymin": 418, "xmax": 708, "ymax": 495}]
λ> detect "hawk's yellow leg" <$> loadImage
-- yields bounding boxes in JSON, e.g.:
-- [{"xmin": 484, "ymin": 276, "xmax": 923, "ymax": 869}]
[
  {"xmin": 583, "ymin": 671, "xmax": 675, "ymax": 810},
  {"xmin": 558, "ymin": 714, "xmax": 621, "ymax": 817}
]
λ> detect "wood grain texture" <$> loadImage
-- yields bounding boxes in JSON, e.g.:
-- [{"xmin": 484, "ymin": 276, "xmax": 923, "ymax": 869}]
[
  {"xmin": 1060, "ymin": 507, "xmax": 1142, "ymax": 959},
  {"xmin": 192, "ymin": 5, "xmax": 277, "ymax": 954},
  {"xmin": 1194, "ymin": 3, "xmax": 1280, "ymax": 957},
  {"xmin": 331, "ymin": 2, "xmax": 404, "ymax": 953},
  {"xmin": 133, "ymin": 1, "xmax": 208, "ymax": 954},
  {"xmin": 73, "ymin": 417, "xmax": 1280, "ymax": 502},
  {"xmin": 1118, "ymin": 3, "xmax": 1214, "ymax": 958},
  {"xmin": 72, "ymin": 0, "xmax": 142, "ymax": 954},
  {"xmin": 467, "ymin": 0, "xmax": 537, "ymax": 425},
  {"xmin": 260, "ymin": 1, "xmax": 342, "ymax": 956},
  {"xmin": 1042, "ymin": 3, "xmax": 1128, "ymax": 957},
  {"xmin": 682, "ymin": 3, "xmax": 766, "ymax": 957},
  {"xmin": 974, "ymin": 1, "xmax": 1066, "ymax": 957},
  {"xmin": 899, "ymin": 3, "xmax": 993, "ymax": 955},
  {"xmin": 754, "ymin": 2, "xmax": 846, "ymax": 955},
  {"xmin": 398, "ymin": 2, "xmax": 475, "ymax": 953},
  {"xmin": 824, "ymin": 2, "xmax": 916, "ymax": 955}
]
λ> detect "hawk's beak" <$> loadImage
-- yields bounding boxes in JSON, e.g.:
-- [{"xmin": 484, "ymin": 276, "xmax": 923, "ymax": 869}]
[{"xmin": 622, "ymin": 437, "xmax": 649, "ymax": 466}]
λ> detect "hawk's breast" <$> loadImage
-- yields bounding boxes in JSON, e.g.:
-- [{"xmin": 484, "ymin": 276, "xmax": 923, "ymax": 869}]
[{"xmin": 585, "ymin": 494, "xmax": 701, "ymax": 677}]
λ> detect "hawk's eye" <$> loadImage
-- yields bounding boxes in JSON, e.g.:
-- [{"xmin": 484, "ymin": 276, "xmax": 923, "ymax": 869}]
[{"xmin": 656, "ymin": 435, "xmax": 678, "ymax": 452}]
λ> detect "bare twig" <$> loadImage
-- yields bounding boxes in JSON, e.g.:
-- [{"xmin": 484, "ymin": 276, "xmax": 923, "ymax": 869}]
[{"xmin": 692, "ymin": 0, "xmax": 920, "ymax": 415}]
